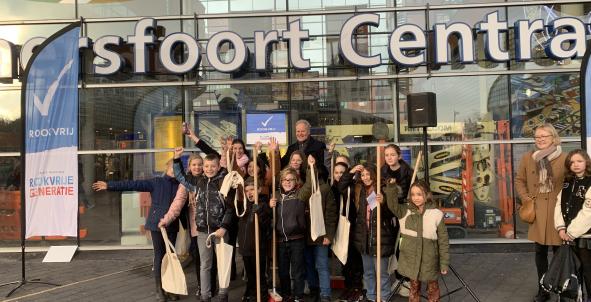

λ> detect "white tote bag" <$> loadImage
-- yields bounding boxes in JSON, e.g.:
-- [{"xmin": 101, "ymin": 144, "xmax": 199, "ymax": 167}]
[
  {"xmin": 220, "ymin": 149, "xmax": 247, "ymax": 217},
  {"xmin": 332, "ymin": 187, "xmax": 351, "ymax": 265},
  {"xmin": 309, "ymin": 164, "xmax": 326, "ymax": 241},
  {"xmin": 206, "ymin": 233, "xmax": 234, "ymax": 289},
  {"xmin": 174, "ymin": 221, "xmax": 191, "ymax": 261},
  {"xmin": 160, "ymin": 227, "xmax": 188, "ymax": 295}
]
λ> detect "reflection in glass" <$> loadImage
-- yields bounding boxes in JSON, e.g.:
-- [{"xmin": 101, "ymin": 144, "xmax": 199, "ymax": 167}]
[
  {"xmin": 429, "ymin": 8, "xmax": 508, "ymax": 73},
  {"xmin": 507, "ymin": 4, "xmax": 588, "ymax": 71},
  {"xmin": 0, "ymin": 90, "xmax": 21, "ymax": 152},
  {"xmin": 398, "ymin": 0, "xmax": 501, "ymax": 7},
  {"xmin": 398, "ymin": 75, "xmax": 510, "ymax": 142},
  {"xmin": 510, "ymin": 73, "xmax": 580, "ymax": 138},
  {"xmin": 0, "ymin": 0, "xmax": 74, "ymax": 21},
  {"xmin": 78, "ymin": 0, "xmax": 180, "ymax": 18},
  {"xmin": 79, "ymin": 87, "xmax": 183, "ymax": 151},
  {"xmin": 80, "ymin": 152, "xmax": 175, "ymax": 245},
  {"xmin": 84, "ymin": 21, "xmax": 183, "ymax": 84},
  {"xmin": 411, "ymin": 142, "xmax": 515, "ymax": 239}
]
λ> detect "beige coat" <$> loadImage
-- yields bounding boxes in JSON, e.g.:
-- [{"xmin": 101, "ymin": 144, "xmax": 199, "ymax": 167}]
[{"xmin": 515, "ymin": 151, "xmax": 567, "ymax": 246}]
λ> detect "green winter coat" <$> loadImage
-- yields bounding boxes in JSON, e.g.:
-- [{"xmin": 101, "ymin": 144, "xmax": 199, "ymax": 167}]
[{"xmin": 385, "ymin": 185, "xmax": 450, "ymax": 282}]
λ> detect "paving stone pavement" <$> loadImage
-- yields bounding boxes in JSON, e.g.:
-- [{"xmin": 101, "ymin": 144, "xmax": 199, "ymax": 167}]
[{"xmin": 0, "ymin": 249, "xmax": 560, "ymax": 302}]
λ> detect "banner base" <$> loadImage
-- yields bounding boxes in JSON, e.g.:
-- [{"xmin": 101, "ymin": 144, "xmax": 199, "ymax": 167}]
[{"xmin": 43, "ymin": 245, "xmax": 78, "ymax": 263}]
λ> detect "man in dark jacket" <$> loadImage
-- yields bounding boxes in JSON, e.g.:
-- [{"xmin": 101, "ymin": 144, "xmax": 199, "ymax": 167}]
[{"xmin": 281, "ymin": 119, "xmax": 326, "ymax": 170}]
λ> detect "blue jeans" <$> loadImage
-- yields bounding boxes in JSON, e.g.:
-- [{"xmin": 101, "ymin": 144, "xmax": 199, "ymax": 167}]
[
  {"xmin": 313, "ymin": 245, "xmax": 331, "ymax": 297},
  {"xmin": 361, "ymin": 254, "xmax": 391, "ymax": 301},
  {"xmin": 304, "ymin": 245, "xmax": 319, "ymax": 289}
]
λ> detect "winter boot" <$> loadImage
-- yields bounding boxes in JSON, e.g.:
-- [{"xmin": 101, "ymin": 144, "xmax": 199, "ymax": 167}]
[
  {"xmin": 409, "ymin": 280, "xmax": 421, "ymax": 302},
  {"xmin": 166, "ymin": 293, "xmax": 179, "ymax": 301},
  {"xmin": 217, "ymin": 293, "xmax": 228, "ymax": 302},
  {"xmin": 154, "ymin": 279, "xmax": 167, "ymax": 302},
  {"xmin": 427, "ymin": 280, "xmax": 440, "ymax": 302}
]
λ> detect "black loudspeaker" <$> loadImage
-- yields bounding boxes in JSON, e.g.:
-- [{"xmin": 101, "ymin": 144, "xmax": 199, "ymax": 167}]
[{"xmin": 407, "ymin": 92, "xmax": 437, "ymax": 128}]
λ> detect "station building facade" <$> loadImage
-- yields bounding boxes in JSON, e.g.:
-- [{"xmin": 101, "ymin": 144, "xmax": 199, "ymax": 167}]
[{"xmin": 0, "ymin": 0, "xmax": 588, "ymax": 247}]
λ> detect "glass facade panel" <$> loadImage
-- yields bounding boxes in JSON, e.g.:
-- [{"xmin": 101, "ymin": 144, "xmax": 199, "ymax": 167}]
[
  {"xmin": 79, "ymin": 87, "xmax": 183, "ymax": 151},
  {"xmin": 510, "ymin": 73, "xmax": 580, "ymax": 138},
  {"xmin": 398, "ymin": 75, "xmax": 510, "ymax": 142},
  {"xmin": 1, "ymin": 0, "xmax": 587, "ymax": 247},
  {"xmin": 429, "ymin": 8, "xmax": 508, "ymax": 73},
  {"xmin": 507, "ymin": 4, "xmax": 590, "ymax": 71},
  {"xmin": 80, "ymin": 152, "xmax": 175, "ymax": 246},
  {"xmin": 409, "ymin": 142, "xmax": 515, "ymax": 239},
  {"xmin": 0, "ymin": 23, "xmax": 71, "ymax": 87},
  {"xmin": 398, "ymin": 0, "xmax": 501, "ymax": 7},
  {"xmin": 0, "ymin": 90, "xmax": 21, "ymax": 152},
  {"xmin": 84, "ymin": 21, "xmax": 183, "ymax": 84},
  {"xmin": 0, "ymin": 1, "xmax": 75, "ymax": 21},
  {"xmin": 78, "ymin": 0, "xmax": 180, "ymax": 18}
]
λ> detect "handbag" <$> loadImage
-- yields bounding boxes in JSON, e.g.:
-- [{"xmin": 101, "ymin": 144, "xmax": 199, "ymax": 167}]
[
  {"xmin": 160, "ymin": 227, "xmax": 188, "ymax": 295},
  {"xmin": 309, "ymin": 164, "xmax": 326, "ymax": 241},
  {"xmin": 332, "ymin": 187, "xmax": 351, "ymax": 265},
  {"xmin": 518, "ymin": 196, "xmax": 535, "ymax": 224},
  {"xmin": 540, "ymin": 242, "xmax": 582, "ymax": 300}
]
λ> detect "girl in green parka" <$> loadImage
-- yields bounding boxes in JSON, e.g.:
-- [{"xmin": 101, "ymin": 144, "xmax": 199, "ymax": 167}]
[{"xmin": 385, "ymin": 180, "xmax": 449, "ymax": 302}]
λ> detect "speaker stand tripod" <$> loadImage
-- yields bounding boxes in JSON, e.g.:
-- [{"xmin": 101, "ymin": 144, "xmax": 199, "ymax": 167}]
[
  {"xmin": 422, "ymin": 126, "xmax": 429, "ymax": 184},
  {"xmin": 440, "ymin": 265, "xmax": 481, "ymax": 301},
  {"xmin": 388, "ymin": 265, "xmax": 480, "ymax": 302}
]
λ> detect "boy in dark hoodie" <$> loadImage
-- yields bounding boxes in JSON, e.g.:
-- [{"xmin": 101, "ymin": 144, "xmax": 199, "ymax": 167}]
[
  {"xmin": 169, "ymin": 147, "xmax": 234, "ymax": 302},
  {"xmin": 238, "ymin": 177, "xmax": 271, "ymax": 302}
]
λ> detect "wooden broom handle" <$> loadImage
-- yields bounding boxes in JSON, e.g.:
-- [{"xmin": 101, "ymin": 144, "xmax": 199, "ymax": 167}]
[
  {"xmin": 271, "ymin": 148, "xmax": 278, "ymax": 295},
  {"xmin": 376, "ymin": 145, "xmax": 382, "ymax": 302},
  {"xmin": 254, "ymin": 144, "xmax": 261, "ymax": 302}
]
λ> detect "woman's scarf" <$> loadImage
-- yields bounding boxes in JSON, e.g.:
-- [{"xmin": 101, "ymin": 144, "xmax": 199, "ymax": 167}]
[{"xmin": 532, "ymin": 145, "xmax": 562, "ymax": 193}]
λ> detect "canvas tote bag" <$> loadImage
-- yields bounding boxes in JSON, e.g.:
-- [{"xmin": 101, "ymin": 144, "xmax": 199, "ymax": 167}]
[
  {"xmin": 160, "ymin": 227, "xmax": 188, "ymax": 295},
  {"xmin": 309, "ymin": 164, "xmax": 326, "ymax": 241},
  {"xmin": 220, "ymin": 149, "xmax": 247, "ymax": 217},
  {"xmin": 332, "ymin": 187, "xmax": 351, "ymax": 265},
  {"xmin": 174, "ymin": 221, "xmax": 191, "ymax": 261}
]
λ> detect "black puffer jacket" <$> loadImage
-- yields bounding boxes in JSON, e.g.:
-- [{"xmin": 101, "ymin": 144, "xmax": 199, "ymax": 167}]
[
  {"xmin": 381, "ymin": 160, "xmax": 413, "ymax": 203},
  {"xmin": 173, "ymin": 158, "xmax": 233, "ymax": 234},
  {"xmin": 338, "ymin": 170, "xmax": 397, "ymax": 257}
]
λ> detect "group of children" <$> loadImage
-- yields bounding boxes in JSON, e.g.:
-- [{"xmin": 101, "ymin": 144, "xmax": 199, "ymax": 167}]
[{"xmin": 92, "ymin": 125, "xmax": 454, "ymax": 302}]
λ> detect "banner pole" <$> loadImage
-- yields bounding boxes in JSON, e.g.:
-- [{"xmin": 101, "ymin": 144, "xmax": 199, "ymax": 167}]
[{"xmin": 0, "ymin": 21, "xmax": 83, "ymax": 298}]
